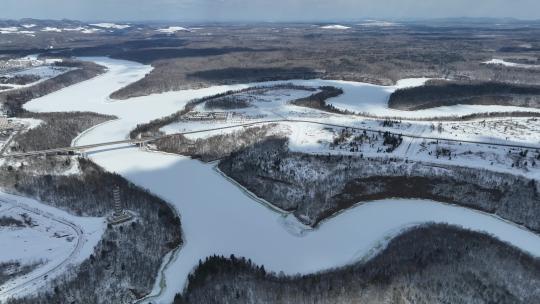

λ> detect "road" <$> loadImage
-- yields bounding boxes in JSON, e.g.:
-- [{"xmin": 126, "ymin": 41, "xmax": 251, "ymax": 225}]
[
  {"xmin": 0, "ymin": 130, "xmax": 19, "ymax": 156},
  {"xmin": 0, "ymin": 197, "xmax": 85, "ymax": 299},
  {"xmin": 1, "ymin": 119, "xmax": 539, "ymax": 159}
]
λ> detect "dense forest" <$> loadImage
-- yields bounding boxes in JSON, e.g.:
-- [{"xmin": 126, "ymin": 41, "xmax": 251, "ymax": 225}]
[
  {"xmin": 219, "ymin": 138, "xmax": 540, "ymax": 229},
  {"xmin": 204, "ymin": 96, "xmax": 251, "ymax": 110},
  {"xmin": 0, "ymin": 74, "xmax": 40, "ymax": 86},
  {"xmin": 0, "ymin": 60, "xmax": 105, "ymax": 116},
  {"xmin": 290, "ymin": 86, "xmax": 348, "ymax": 114},
  {"xmin": 389, "ymin": 80, "xmax": 540, "ymax": 110},
  {"xmin": 176, "ymin": 224, "xmax": 540, "ymax": 304},
  {"xmin": 10, "ymin": 111, "xmax": 115, "ymax": 152},
  {"xmin": 154, "ymin": 124, "xmax": 281, "ymax": 162},
  {"xmin": 1, "ymin": 157, "xmax": 181, "ymax": 303}
]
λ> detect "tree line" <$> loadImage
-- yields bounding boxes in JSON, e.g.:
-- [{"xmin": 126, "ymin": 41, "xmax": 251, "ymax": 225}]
[{"xmin": 175, "ymin": 224, "xmax": 540, "ymax": 304}]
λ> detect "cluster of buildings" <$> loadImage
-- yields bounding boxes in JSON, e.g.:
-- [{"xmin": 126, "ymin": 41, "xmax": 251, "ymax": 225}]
[
  {"xmin": 181, "ymin": 111, "xmax": 232, "ymax": 121},
  {"xmin": 181, "ymin": 111, "xmax": 266, "ymax": 123}
]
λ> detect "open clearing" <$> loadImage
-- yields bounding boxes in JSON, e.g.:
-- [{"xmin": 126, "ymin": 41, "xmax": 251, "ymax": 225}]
[{"xmin": 0, "ymin": 192, "xmax": 105, "ymax": 301}]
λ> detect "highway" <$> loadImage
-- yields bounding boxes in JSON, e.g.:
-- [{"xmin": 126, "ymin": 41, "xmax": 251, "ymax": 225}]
[{"xmin": 2, "ymin": 119, "xmax": 539, "ymax": 159}]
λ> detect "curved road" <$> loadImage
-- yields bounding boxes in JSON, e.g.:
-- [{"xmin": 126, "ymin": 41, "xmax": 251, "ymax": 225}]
[{"xmin": 0, "ymin": 197, "xmax": 85, "ymax": 300}]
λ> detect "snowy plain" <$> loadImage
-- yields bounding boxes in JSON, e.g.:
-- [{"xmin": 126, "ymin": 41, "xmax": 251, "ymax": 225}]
[
  {"xmin": 320, "ymin": 25, "xmax": 351, "ymax": 30},
  {"xmin": 0, "ymin": 192, "xmax": 105, "ymax": 301},
  {"xmin": 484, "ymin": 58, "xmax": 540, "ymax": 69},
  {"xmin": 157, "ymin": 81, "xmax": 540, "ymax": 180},
  {"xmin": 357, "ymin": 20, "xmax": 401, "ymax": 27},
  {"xmin": 89, "ymin": 23, "xmax": 130, "ymax": 30},
  {"xmin": 155, "ymin": 26, "xmax": 192, "ymax": 34},
  {"xmin": 21, "ymin": 57, "xmax": 540, "ymax": 303},
  {"xmin": 0, "ymin": 56, "xmax": 73, "ymax": 92}
]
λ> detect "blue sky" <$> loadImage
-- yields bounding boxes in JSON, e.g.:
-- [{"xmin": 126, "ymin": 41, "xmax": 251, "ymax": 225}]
[{"xmin": 2, "ymin": 0, "xmax": 540, "ymax": 22}]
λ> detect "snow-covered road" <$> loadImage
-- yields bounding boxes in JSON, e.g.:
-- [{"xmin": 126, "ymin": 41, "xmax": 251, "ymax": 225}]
[
  {"xmin": 22, "ymin": 57, "xmax": 540, "ymax": 303},
  {"xmin": 0, "ymin": 193, "xmax": 105, "ymax": 301}
]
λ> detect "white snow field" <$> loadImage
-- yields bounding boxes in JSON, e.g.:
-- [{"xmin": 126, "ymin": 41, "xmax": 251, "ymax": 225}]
[
  {"xmin": 40, "ymin": 27, "xmax": 62, "ymax": 33},
  {"xmin": 484, "ymin": 58, "xmax": 540, "ymax": 69},
  {"xmin": 276, "ymin": 119, "xmax": 540, "ymax": 180},
  {"xmin": 321, "ymin": 78, "xmax": 540, "ymax": 118},
  {"xmin": 320, "ymin": 24, "xmax": 351, "ymax": 30},
  {"xmin": 0, "ymin": 27, "xmax": 19, "ymax": 34},
  {"xmin": 0, "ymin": 56, "xmax": 73, "ymax": 92},
  {"xmin": 358, "ymin": 20, "xmax": 401, "ymax": 27},
  {"xmin": 0, "ymin": 193, "xmax": 105, "ymax": 300},
  {"xmin": 156, "ymin": 26, "xmax": 192, "ymax": 34},
  {"xmin": 21, "ymin": 57, "xmax": 540, "ymax": 303},
  {"xmin": 0, "ymin": 27, "xmax": 35, "ymax": 36},
  {"xmin": 155, "ymin": 81, "xmax": 540, "ymax": 180},
  {"xmin": 90, "ymin": 23, "xmax": 130, "ymax": 30}
]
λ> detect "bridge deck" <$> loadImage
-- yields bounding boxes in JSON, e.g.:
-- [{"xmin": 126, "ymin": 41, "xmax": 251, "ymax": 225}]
[{"xmin": 2, "ymin": 119, "xmax": 539, "ymax": 158}]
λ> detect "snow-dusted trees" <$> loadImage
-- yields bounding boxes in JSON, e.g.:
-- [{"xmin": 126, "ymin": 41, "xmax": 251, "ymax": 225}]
[
  {"xmin": 389, "ymin": 80, "xmax": 540, "ymax": 111},
  {"xmin": 155, "ymin": 124, "xmax": 280, "ymax": 162},
  {"xmin": 0, "ymin": 60, "xmax": 105, "ymax": 116},
  {"xmin": 176, "ymin": 224, "xmax": 540, "ymax": 304},
  {"xmin": 10, "ymin": 112, "xmax": 114, "ymax": 152},
  {"xmin": 1, "ymin": 158, "xmax": 181, "ymax": 303},
  {"xmin": 219, "ymin": 138, "xmax": 540, "ymax": 229},
  {"xmin": 290, "ymin": 86, "xmax": 347, "ymax": 114}
]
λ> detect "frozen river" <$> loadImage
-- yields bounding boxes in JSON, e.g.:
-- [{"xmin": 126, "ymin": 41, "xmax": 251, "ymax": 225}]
[{"xmin": 24, "ymin": 57, "xmax": 540, "ymax": 303}]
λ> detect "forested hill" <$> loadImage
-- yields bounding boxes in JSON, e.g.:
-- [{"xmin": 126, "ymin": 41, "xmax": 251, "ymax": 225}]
[
  {"xmin": 175, "ymin": 224, "xmax": 540, "ymax": 304},
  {"xmin": 389, "ymin": 80, "xmax": 540, "ymax": 110}
]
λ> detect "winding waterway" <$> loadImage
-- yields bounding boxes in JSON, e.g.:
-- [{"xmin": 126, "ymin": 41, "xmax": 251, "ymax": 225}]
[{"xmin": 24, "ymin": 57, "xmax": 540, "ymax": 303}]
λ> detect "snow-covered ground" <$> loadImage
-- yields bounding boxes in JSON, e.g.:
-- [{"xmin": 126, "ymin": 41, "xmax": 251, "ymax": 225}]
[
  {"xmin": 155, "ymin": 80, "xmax": 540, "ymax": 179},
  {"xmin": 0, "ymin": 27, "xmax": 28, "ymax": 35},
  {"xmin": 0, "ymin": 25, "xmax": 102, "ymax": 36},
  {"xmin": 0, "ymin": 193, "xmax": 105, "ymax": 300},
  {"xmin": 321, "ymin": 78, "xmax": 540, "ymax": 118},
  {"xmin": 0, "ymin": 55, "xmax": 72, "ymax": 92},
  {"xmin": 280, "ymin": 120, "xmax": 540, "ymax": 180},
  {"xmin": 0, "ymin": 66, "xmax": 74, "ymax": 92},
  {"xmin": 156, "ymin": 26, "xmax": 191, "ymax": 34},
  {"xmin": 41, "ymin": 27, "xmax": 62, "ymax": 33},
  {"xmin": 320, "ymin": 24, "xmax": 351, "ymax": 30},
  {"xmin": 357, "ymin": 20, "xmax": 401, "ymax": 27},
  {"xmin": 163, "ymin": 116, "xmax": 540, "ymax": 180},
  {"xmin": 9, "ymin": 65, "xmax": 73, "ymax": 80},
  {"xmin": 0, "ymin": 27, "xmax": 36, "ymax": 36},
  {"xmin": 484, "ymin": 58, "xmax": 540, "ymax": 69},
  {"xmin": 90, "ymin": 23, "xmax": 130, "ymax": 30},
  {"xmin": 21, "ymin": 57, "xmax": 540, "ymax": 303},
  {"xmin": 158, "ymin": 77, "xmax": 540, "ymax": 126},
  {"xmin": 0, "ymin": 55, "xmax": 61, "ymax": 71},
  {"xmin": 41, "ymin": 26, "xmax": 101, "ymax": 34}
]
